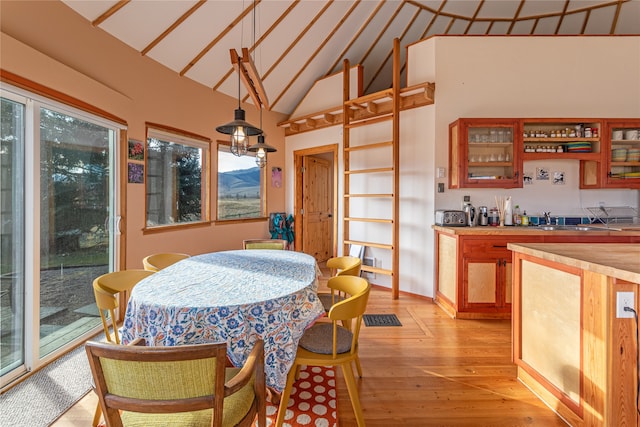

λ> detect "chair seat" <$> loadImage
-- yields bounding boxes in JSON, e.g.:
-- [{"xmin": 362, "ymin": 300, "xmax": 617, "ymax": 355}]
[
  {"xmin": 120, "ymin": 368, "xmax": 255, "ymax": 427},
  {"xmin": 299, "ymin": 323, "xmax": 353, "ymax": 354},
  {"xmin": 318, "ymin": 293, "xmax": 345, "ymax": 312}
]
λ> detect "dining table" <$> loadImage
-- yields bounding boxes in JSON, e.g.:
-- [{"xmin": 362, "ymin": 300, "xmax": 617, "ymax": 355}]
[{"xmin": 120, "ymin": 249, "xmax": 325, "ymax": 392}]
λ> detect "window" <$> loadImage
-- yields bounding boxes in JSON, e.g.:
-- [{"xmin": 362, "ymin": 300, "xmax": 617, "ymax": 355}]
[
  {"xmin": 217, "ymin": 143, "xmax": 265, "ymax": 220},
  {"xmin": 146, "ymin": 125, "xmax": 209, "ymax": 227}
]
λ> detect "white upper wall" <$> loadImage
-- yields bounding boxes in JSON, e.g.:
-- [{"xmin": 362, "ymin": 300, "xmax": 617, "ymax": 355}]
[
  {"xmin": 408, "ymin": 36, "xmax": 639, "ymax": 216},
  {"xmin": 289, "ymin": 65, "xmax": 362, "ymax": 118}
]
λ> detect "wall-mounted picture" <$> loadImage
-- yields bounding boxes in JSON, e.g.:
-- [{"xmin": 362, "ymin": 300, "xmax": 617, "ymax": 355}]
[
  {"xmin": 523, "ymin": 172, "xmax": 533, "ymax": 185},
  {"xmin": 128, "ymin": 162, "xmax": 144, "ymax": 184},
  {"xmin": 536, "ymin": 167, "xmax": 549, "ymax": 180},
  {"xmin": 272, "ymin": 167, "xmax": 282, "ymax": 188},
  {"xmin": 128, "ymin": 139, "xmax": 144, "ymax": 161},
  {"xmin": 553, "ymin": 171, "xmax": 565, "ymax": 185}
]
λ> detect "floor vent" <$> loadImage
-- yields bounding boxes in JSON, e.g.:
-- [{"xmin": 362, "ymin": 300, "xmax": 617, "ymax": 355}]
[{"xmin": 363, "ymin": 314, "xmax": 402, "ymax": 327}]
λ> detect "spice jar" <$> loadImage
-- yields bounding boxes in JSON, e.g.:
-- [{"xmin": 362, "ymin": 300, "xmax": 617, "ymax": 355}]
[{"xmin": 488, "ymin": 208, "xmax": 500, "ymax": 226}]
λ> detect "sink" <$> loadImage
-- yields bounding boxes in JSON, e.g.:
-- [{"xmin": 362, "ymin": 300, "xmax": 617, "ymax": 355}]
[{"xmin": 536, "ymin": 225, "xmax": 610, "ymax": 231}]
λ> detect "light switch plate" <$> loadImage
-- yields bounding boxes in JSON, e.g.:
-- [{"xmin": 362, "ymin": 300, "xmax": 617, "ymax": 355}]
[{"xmin": 437, "ymin": 167, "xmax": 446, "ymax": 178}]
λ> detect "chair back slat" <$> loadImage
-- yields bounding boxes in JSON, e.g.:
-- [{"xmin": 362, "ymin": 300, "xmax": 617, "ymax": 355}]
[{"xmin": 243, "ymin": 239, "xmax": 288, "ymax": 250}]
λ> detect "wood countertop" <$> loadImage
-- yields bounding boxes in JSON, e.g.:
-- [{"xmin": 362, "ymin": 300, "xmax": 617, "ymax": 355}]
[
  {"xmin": 507, "ymin": 243, "xmax": 640, "ymax": 283},
  {"xmin": 433, "ymin": 224, "xmax": 640, "ymax": 236}
]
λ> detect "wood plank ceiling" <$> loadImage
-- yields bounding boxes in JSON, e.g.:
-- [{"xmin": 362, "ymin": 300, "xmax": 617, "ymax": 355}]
[{"xmin": 61, "ymin": 0, "xmax": 638, "ymax": 116}]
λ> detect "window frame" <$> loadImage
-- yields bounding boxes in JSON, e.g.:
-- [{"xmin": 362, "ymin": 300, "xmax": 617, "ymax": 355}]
[
  {"xmin": 144, "ymin": 123, "xmax": 211, "ymax": 232},
  {"xmin": 215, "ymin": 140, "xmax": 267, "ymax": 224}
]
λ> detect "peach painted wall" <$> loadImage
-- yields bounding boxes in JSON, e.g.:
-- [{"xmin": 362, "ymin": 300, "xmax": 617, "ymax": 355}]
[{"xmin": 1, "ymin": 1, "xmax": 288, "ymax": 268}]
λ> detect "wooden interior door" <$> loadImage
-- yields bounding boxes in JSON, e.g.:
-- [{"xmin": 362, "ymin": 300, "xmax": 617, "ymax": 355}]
[{"xmin": 302, "ymin": 156, "xmax": 332, "ymax": 262}]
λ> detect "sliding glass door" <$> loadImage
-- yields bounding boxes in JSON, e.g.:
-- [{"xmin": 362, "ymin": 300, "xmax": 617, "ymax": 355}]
[
  {"xmin": 1, "ymin": 87, "xmax": 121, "ymax": 388},
  {"xmin": 0, "ymin": 97, "xmax": 26, "ymax": 383},
  {"xmin": 38, "ymin": 107, "xmax": 116, "ymax": 356}
]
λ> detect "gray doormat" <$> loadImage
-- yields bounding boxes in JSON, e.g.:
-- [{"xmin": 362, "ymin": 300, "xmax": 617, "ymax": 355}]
[
  {"xmin": 363, "ymin": 314, "xmax": 402, "ymax": 327},
  {"xmin": 0, "ymin": 342, "xmax": 93, "ymax": 427}
]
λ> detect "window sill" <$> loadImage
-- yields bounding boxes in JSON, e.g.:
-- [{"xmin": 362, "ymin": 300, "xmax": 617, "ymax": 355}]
[
  {"xmin": 214, "ymin": 217, "xmax": 268, "ymax": 226},
  {"xmin": 143, "ymin": 221, "xmax": 212, "ymax": 234}
]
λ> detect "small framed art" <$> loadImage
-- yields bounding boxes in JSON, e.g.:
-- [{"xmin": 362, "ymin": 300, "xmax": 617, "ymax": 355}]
[
  {"xmin": 128, "ymin": 139, "xmax": 144, "ymax": 161},
  {"xmin": 128, "ymin": 162, "xmax": 144, "ymax": 184}
]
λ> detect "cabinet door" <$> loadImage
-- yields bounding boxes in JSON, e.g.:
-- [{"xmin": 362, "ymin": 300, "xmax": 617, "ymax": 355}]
[
  {"xmin": 603, "ymin": 119, "xmax": 640, "ymax": 188},
  {"xmin": 463, "ymin": 258, "xmax": 498, "ymax": 307},
  {"xmin": 449, "ymin": 119, "xmax": 522, "ymax": 189}
]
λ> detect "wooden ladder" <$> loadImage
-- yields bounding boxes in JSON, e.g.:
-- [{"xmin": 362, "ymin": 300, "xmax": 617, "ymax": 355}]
[{"xmin": 342, "ymin": 39, "xmax": 401, "ymax": 299}]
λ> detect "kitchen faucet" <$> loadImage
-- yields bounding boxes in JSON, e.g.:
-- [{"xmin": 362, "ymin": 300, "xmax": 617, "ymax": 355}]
[{"xmin": 543, "ymin": 211, "xmax": 552, "ymax": 225}]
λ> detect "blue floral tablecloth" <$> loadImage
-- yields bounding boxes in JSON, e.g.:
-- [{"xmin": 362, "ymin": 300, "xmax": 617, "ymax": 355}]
[{"xmin": 121, "ymin": 250, "xmax": 325, "ymax": 392}]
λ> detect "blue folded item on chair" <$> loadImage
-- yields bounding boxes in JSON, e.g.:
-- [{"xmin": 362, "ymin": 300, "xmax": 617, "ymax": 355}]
[{"xmin": 285, "ymin": 214, "xmax": 295, "ymax": 243}]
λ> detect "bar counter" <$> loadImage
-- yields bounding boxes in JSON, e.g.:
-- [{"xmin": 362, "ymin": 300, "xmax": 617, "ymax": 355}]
[{"xmin": 508, "ymin": 243, "xmax": 640, "ymax": 427}]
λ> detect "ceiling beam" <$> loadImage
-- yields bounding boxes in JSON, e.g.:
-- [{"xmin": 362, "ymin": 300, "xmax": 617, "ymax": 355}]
[
  {"xmin": 270, "ymin": 0, "xmax": 360, "ymax": 110},
  {"xmin": 92, "ymin": 1, "xmax": 130, "ymax": 26},
  {"xmin": 141, "ymin": 0, "xmax": 206, "ymax": 56},
  {"xmin": 256, "ymin": 1, "xmax": 335, "ymax": 111},
  {"xmin": 367, "ymin": 5, "xmax": 420, "ymax": 94},
  {"xmin": 181, "ymin": 1, "xmax": 260, "ymax": 77},
  {"xmin": 231, "ymin": 48, "xmax": 270, "ymax": 110},
  {"xmin": 325, "ymin": 0, "xmax": 386, "ymax": 78},
  {"xmin": 216, "ymin": 1, "xmax": 300, "ymax": 94}
]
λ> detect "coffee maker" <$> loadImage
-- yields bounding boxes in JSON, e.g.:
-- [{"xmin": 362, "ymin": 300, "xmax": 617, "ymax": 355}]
[
  {"xmin": 478, "ymin": 206, "xmax": 488, "ymax": 226},
  {"xmin": 462, "ymin": 202, "xmax": 476, "ymax": 227}
]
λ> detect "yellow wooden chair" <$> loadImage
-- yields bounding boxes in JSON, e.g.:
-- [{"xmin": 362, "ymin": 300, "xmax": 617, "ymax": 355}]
[
  {"xmin": 85, "ymin": 339, "xmax": 266, "ymax": 427},
  {"xmin": 242, "ymin": 239, "xmax": 288, "ymax": 250},
  {"xmin": 91, "ymin": 269, "xmax": 155, "ymax": 426},
  {"xmin": 93, "ymin": 269, "xmax": 155, "ymax": 345},
  {"xmin": 318, "ymin": 255, "xmax": 362, "ymax": 312},
  {"xmin": 142, "ymin": 252, "xmax": 190, "ymax": 272},
  {"xmin": 276, "ymin": 275, "xmax": 370, "ymax": 427}
]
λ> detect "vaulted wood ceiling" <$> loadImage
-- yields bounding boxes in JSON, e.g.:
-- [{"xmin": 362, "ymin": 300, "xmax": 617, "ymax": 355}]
[{"xmin": 61, "ymin": 0, "xmax": 638, "ymax": 116}]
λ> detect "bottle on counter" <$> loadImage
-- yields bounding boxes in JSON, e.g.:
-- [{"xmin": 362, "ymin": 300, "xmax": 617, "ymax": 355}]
[
  {"xmin": 521, "ymin": 210, "xmax": 529, "ymax": 226},
  {"xmin": 513, "ymin": 205, "xmax": 521, "ymax": 225},
  {"xmin": 504, "ymin": 198, "xmax": 513, "ymax": 226}
]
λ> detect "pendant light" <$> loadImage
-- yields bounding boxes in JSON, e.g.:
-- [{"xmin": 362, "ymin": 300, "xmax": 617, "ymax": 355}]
[
  {"xmin": 216, "ymin": 63, "xmax": 262, "ymax": 157},
  {"xmin": 248, "ymin": 109, "xmax": 276, "ymax": 168}
]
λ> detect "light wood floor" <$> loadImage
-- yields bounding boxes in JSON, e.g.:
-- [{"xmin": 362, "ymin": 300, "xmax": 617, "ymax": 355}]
[{"xmin": 53, "ymin": 279, "xmax": 568, "ymax": 426}]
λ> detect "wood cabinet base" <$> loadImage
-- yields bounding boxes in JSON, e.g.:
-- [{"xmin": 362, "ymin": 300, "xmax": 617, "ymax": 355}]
[{"xmin": 511, "ymin": 245, "xmax": 640, "ymax": 427}]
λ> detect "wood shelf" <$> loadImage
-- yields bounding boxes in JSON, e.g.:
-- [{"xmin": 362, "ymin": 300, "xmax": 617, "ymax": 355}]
[
  {"xmin": 524, "ymin": 137, "xmax": 600, "ymax": 143},
  {"xmin": 345, "ymin": 167, "xmax": 394, "ymax": 174},
  {"xmin": 469, "ymin": 162, "xmax": 512, "ymax": 167},
  {"xmin": 344, "ymin": 193, "xmax": 393, "ymax": 198},
  {"xmin": 345, "ymin": 217, "xmax": 394, "ymax": 223},
  {"xmin": 611, "ymin": 161, "xmax": 640, "ymax": 167},
  {"xmin": 522, "ymin": 152, "xmax": 601, "ymax": 161}
]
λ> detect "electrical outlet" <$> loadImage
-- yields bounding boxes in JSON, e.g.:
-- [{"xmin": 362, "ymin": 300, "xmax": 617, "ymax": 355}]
[{"xmin": 616, "ymin": 291, "xmax": 635, "ymax": 318}]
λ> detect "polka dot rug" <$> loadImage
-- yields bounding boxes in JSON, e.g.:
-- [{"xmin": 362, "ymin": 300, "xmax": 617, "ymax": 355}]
[{"xmin": 260, "ymin": 366, "xmax": 338, "ymax": 427}]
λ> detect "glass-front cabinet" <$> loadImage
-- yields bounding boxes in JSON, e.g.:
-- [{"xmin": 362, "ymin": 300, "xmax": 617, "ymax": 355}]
[
  {"xmin": 603, "ymin": 120, "xmax": 640, "ymax": 188},
  {"xmin": 449, "ymin": 119, "xmax": 521, "ymax": 188}
]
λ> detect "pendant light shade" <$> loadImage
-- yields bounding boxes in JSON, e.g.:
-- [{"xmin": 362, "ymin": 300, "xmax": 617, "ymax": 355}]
[
  {"xmin": 216, "ymin": 108, "xmax": 262, "ymax": 156},
  {"xmin": 216, "ymin": 61, "xmax": 262, "ymax": 157},
  {"xmin": 248, "ymin": 133, "xmax": 276, "ymax": 168}
]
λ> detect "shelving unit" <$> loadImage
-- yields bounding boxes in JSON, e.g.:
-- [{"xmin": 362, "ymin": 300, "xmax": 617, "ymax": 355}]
[
  {"xmin": 603, "ymin": 119, "xmax": 640, "ymax": 188},
  {"xmin": 449, "ymin": 118, "xmax": 521, "ymax": 189},
  {"xmin": 522, "ymin": 119, "xmax": 602, "ymax": 160}
]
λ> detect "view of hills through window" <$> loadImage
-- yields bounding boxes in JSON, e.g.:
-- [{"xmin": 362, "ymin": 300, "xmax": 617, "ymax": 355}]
[{"xmin": 217, "ymin": 149, "xmax": 262, "ymax": 220}]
